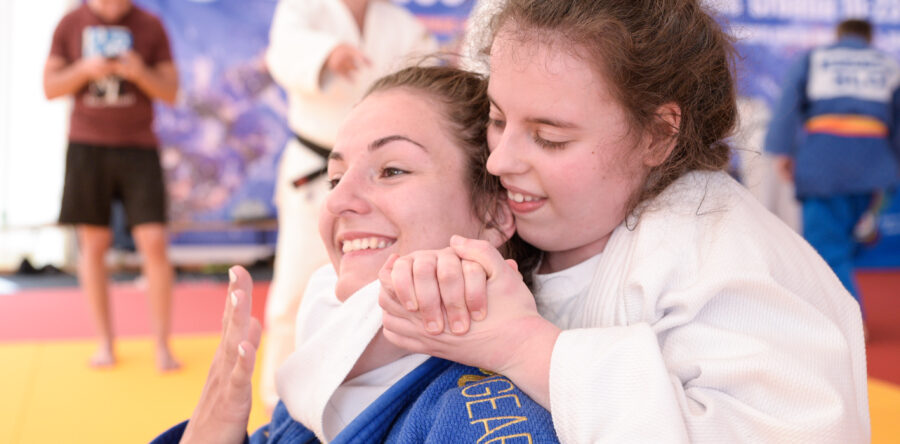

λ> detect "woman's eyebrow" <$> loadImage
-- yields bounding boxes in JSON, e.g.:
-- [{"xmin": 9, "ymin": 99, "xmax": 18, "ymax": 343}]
[{"xmin": 369, "ymin": 135, "xmax": 427, "ymax": 152}]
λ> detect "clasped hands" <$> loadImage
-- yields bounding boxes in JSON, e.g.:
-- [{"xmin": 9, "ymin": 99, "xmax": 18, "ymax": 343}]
[
  {"xmin": 80, "ymin": 51, "xmax": 147, "ymax": 82},
  {"xmin": 378, "ymin": 235, "xmax": 551, "ymax": 376}
]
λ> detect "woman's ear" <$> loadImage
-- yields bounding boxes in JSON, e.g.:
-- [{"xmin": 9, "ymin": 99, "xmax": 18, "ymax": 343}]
[
  {"xmin": 481, "ymin": 200, "xmax": 516, "ymax": 248},
  {"xmin": 644, "ymin": 102, "xmax": 681, "ymax": 167}
]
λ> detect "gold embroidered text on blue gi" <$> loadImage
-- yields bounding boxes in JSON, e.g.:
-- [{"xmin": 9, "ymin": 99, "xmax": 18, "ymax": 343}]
[
  {"xmin": 461, "ymin": 377, "xmax": 515, "ymax": 398},
  {"xmin": 460, "ymin": 375, "xmax": 533, "ymax": 443},
  {"xmin": 457, "ymin": 368, "xmax": 497, "ymax": 387},
  {"xmin": 483, "ymin": 433, "xmax": 533, "ymax": 443}
]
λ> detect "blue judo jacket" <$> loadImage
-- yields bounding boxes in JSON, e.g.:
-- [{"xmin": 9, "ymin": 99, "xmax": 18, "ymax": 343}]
[
  {"xmin": 764, "ymin": 36, "xmax": 900, "ymax": 197},
  {"xmin": 151, "ymin": 358, "xmax": 559, "ymax": 444}
]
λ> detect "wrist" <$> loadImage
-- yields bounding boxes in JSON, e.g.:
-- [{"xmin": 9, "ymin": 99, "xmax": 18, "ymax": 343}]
[
  {"xmin": 128, "ymin": 64, "xmax": 148, "ymax": 84},
  {"xmin": 502, "ymin": 316, "xmax": 559, "ymax": 374},
  {"xmin": 496, "ymin": 316, "xmax": 559, "ymax": 408},
  {"xmin": 75, "ymin": 59, "xmax": 95, "ymax": 81}
]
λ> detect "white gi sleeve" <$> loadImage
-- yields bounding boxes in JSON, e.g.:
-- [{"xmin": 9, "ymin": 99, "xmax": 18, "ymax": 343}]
[
  {"xmin": 265, "ymin": 0, "xmax": 340, "ymax": 95},
  {"xmin": 549, "ymin": 269, "xmax": 868, "ymax": 443}
]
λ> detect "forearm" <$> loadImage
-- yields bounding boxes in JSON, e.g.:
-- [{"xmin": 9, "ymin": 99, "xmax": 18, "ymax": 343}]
[
  {"xmin": 43, "ymin": 60, "xmax": 91, "ymax": 100},
  {"xmin": 131, "ymin": 63, "xmax": 178, "ymax": 104}
]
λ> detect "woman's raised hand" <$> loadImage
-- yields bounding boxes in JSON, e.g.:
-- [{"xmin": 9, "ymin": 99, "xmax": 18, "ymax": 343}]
[{"xmin": 181, "ymin": 266, "xmax": 262, "ymax": 444}]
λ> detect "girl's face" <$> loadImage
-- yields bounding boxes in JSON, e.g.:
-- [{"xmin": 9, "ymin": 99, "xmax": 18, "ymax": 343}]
[
  {"xmin": 486, "ymin": 31, "xmax": 650, "ymax": 273},
  {"xmin": 320, "ymin": 89, "xmax": 486, "ymax": 301}
]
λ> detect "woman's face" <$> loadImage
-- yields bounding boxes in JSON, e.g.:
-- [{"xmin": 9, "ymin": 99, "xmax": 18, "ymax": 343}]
[
  {"xmin": 485, "ymin": 30, "xmax": 650, "ymax": 273},
  {"xmin": 320, "ymin": 89, "xmax": 486, "ymax": 300}
]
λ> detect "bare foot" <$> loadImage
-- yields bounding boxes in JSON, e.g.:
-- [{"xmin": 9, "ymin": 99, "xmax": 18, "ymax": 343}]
[
  {"xmin": 133, "ymin": 274, "xmax": 148, "ymax": 291},
  {"xmin": 89, "ymin": 346, "xmax": 116, "ymax": 368},
  {"xmin": 156, "ymin": 346, "xmax": 182, "ymax": 372}
]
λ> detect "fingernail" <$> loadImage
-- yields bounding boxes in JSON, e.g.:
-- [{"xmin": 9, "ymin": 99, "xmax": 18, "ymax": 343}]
[
  {"xmin": 231, "ymin": 291, "xmax": 238, "ymax": 306},
  {"xmin": 426, "ymin": 321, "xmax": 440, "ymax": 333},
  {"xmin": 450, "ymin": 235, "xmax": 463, "ymax": 246},
  {"xmin": 406, "ymin": 301, "xmax": 417, "ymax": 311},
  {"xmin": 473, "ymin": 310, "xmax": 486, "ymax": 321},
  {"xmin": 451, "ymin": 321, "xmax": 465, "ymax": 334},
  {"xmin": 229, "ymin": 268, "xmax": 237, "ymax": 284},
  {"xmin": 238, "ymin": 344, "xmax": 246, "ymax": 357}
]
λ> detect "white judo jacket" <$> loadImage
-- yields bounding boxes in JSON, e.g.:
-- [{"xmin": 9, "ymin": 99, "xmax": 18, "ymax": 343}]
[{"xmin": 546, "ymin": 170, "xmax": 870, "ymax": 443}]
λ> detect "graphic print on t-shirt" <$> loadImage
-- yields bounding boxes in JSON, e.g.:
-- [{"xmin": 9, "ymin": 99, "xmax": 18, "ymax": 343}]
[{"xmin": 82, "ymin": 26, "xmax": 136, "ymax": 107}]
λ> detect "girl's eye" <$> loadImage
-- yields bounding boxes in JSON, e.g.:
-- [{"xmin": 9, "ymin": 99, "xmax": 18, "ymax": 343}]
[
  {"xmin": 380, "ymin": 167, "xmax": 408, "ymax": 178},
  {"xmin": 533, "ymin": 133, "xmax": 568, "ymax": 149},
  {"xmin": 327, "ymin": 175, "xmax": 341, "ymax": 190},
  {"xmin": 488, "ymin": 117, "xmax": 506, "ymax": 129}
]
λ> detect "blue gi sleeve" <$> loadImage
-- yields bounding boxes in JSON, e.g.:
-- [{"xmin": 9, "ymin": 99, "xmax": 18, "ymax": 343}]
[
  {"xmin": 891, "ymin": 86, "xmax": 900, "ymax": 160},
  {"xmin": 765, "ymin": 51, "xmax": 812, "ymax": 157}
]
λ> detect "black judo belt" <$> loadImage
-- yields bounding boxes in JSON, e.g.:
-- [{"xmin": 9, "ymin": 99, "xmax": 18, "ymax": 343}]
[{"xmin": 291, "ymin": 133, "xmax": 331, "ymax": 188}]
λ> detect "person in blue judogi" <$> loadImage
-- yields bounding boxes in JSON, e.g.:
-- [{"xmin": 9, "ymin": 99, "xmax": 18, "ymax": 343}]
[{"xmin": 765, "ymin": 19, "xmax": 900, "ymax": 317}]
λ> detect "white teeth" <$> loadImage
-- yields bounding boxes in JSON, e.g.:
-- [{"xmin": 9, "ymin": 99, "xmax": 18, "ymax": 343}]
[
  {"xmin": 341, "ymin": 237, "xmax": 394, "ymax": 253},
  {"xmin": 507, "ymin": 190, "xmax": 540, "ymax": 203}
]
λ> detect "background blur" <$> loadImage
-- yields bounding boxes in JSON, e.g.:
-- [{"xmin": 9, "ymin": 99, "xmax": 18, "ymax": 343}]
[
  {"xmin": 0, "ymin": 1, "xmax": 898, "ymax": 443},
  {"xmin": 0, "ymin": 0, "xmax": 481, "ymax": 273},
  {"xmin": 2, "ymin": 0, "xmax": 899, "ymax": 273}
]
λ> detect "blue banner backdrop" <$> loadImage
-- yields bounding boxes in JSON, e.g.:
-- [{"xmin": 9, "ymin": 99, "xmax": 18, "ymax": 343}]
[
  {"xmin": 132, "ymin": 0, "xmax": 475, "ymax": 246},
  {"xmin": 136, "ymin": 0, "xmax": 899, "ymax": 267},
  {"xmin": 135, "ymin": 0, "xmax": 284, "ymax": 246}
]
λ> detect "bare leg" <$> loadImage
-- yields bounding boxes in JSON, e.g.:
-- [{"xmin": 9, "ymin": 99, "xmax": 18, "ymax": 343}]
[
  {"xmin": 132, "ymin": 223, "xmax": 180, "ymax": 371},
  {"xmin": 77, "ymin": 225, "xmax": 116, "ymax": 367}
]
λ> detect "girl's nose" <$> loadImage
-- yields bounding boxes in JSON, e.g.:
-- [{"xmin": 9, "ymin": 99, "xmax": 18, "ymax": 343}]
[{"xmin": 486, "ymin": 130, "xmax": 528, "ymax": 177}]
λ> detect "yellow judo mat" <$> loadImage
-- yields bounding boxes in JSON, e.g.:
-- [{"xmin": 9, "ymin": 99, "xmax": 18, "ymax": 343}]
[
  {"xmin": 1, "ymin": 335, "xmax": 899, "ymax": 443},
  {"xmin": 1, "ymin": 335, "xmax": 269, "ymax": 444}
]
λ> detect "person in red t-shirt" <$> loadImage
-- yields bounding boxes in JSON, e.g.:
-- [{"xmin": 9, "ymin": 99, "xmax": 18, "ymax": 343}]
[{"xmin": 43, "ymin": 0, "xmax": 180, "ymax": 371}]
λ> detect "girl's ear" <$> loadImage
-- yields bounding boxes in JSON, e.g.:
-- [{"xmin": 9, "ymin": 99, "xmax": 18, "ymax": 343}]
[
  {"xmin": 481, "ymin": 200, "xmax": 516, "ymax": 248},
  {"xmin": 644, "ymin": 102, "xmax": 681, "ymax": 167}
]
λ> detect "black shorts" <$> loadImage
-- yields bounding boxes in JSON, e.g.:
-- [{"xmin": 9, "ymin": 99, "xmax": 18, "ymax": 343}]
[{"xmin": 59, "ymin": 142, "xmax": 167, "ymax": 228}]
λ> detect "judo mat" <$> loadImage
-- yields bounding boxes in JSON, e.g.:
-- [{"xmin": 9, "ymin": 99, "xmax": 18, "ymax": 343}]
[{"xmin": 0, "ymin": 271, "xmax": 898, "ymax": 443}]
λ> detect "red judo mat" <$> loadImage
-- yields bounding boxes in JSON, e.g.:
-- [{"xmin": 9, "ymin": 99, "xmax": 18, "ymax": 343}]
[
  {"xmin": 0, "ymin": 279, "xmax": 269, "ymax": 341},
  {"xmin": 858, "ymin": 270, "xmax": 900, "ymax": 386}
]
